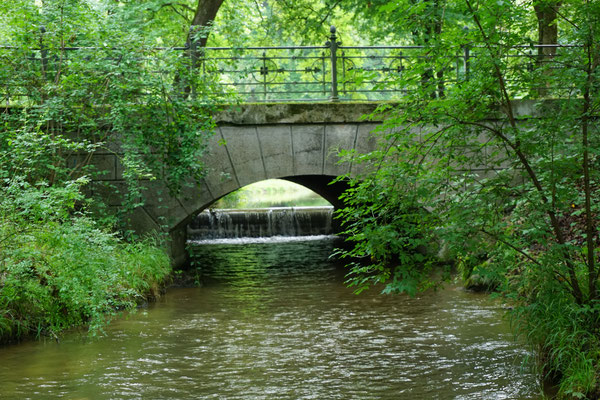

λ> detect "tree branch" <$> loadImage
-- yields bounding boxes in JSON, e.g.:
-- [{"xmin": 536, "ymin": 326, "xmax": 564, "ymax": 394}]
[
  {"xmin": 480, "ymin": 228, "xmax": 541, "ymax": 266},
  {"xmin": 464, "ymin": 0, "xmax": 584, "ymax": 303}
]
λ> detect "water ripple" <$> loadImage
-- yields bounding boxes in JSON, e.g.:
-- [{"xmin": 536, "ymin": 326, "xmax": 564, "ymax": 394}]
[{"xmin": 0, "ymin": 239, "xmax": 541, "ymax": 399}]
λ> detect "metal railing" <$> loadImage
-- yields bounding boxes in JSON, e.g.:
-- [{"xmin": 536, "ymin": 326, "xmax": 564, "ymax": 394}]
[
  {"xmin": 0, "ymin": 26, "xmax": 581, "ymax": 104},
  {"xmin": 188, "ymin": 26, "xmax": 475, "ymax": 102}
]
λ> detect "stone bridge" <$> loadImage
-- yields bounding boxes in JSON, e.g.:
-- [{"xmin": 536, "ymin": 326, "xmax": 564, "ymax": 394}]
[
  {"xmin": 90, "ymin": 101, "xmax": 540, "ymax": 266},
  {"xmin": 90, "ymin": 103, "xmax": 385, "ymax": 266}
]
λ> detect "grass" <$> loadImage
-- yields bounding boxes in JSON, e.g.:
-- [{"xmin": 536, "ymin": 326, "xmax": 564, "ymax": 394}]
[
  {"xmin": 508, "ymin": 276, "xmax": 600, "ymax": 399},
  {"xmin": 0, "ymin": 216, "xmax": 171, "ymax": 343}
]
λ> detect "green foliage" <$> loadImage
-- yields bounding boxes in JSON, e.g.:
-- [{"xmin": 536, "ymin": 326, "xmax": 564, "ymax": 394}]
[
  {"xmin": 0, "ymin": 97, "xmax": 171, "ymax": 342},
  {"xmin": 1, "ymin": 0, "xmax": 223, "ymax": 221},
  {"xmin": 333, "ymin": 0, "xmax": 600, "ymax": 397},
  {"xmin": 334, "ymin": 159, "xmax": 443, "ymax": 295},
  {"xmin": 512, "ymin": 289, "xmax": 600, "ymax": 398},
  {"xmin": 213, "ymin": 179, "xmax": 330, "ymax": 208},
  {"xmin": 210, "ymin": 0, "xmax": 353, "ymax": 46},
  {"xmin": 0, "ymin": 217, "xmax": 170, "ymax": 342},
  {"xmin": 0, "ymin": 0, "xmax": 222, "ymax": 341}
]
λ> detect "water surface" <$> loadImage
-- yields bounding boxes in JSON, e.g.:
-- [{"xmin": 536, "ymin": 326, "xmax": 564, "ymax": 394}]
[{"xmin": 0, "ymin": 237, "xmax": 542, "ymax": 399}]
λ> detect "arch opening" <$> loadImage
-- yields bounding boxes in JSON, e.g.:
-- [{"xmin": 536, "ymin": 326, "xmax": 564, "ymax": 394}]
[
  {"xmin": 211, "ymin": 179, "xmax": 332, "ymax": 209},
  {"xmin": 186, "ymin": 177, "xmax": 349, "ymax": 242}
]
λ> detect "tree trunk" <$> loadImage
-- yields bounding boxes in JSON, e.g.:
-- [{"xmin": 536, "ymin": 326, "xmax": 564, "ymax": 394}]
[
  {"xmin": 533, "ymin": 0, "xmax": 561, "ymax": 96},
  {"xmin": 534, "ymin": 1, "xmax": 560, "ymax": 55},
  {"xmin": 176, "ymin": 0, "xmax": 224, "ymax": 98},
  {"xmin": 189, "ymin": 0, "xmax": 225, "ymax": 47}
]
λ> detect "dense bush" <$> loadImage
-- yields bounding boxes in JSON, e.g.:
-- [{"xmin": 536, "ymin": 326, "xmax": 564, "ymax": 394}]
[
  {"xmin": 0, "ymin": 130, "xmax": 171, "ymax": 341},
  {"xmin": 0, "ymin": 217, "xmax": 170, "ymax": 342}
]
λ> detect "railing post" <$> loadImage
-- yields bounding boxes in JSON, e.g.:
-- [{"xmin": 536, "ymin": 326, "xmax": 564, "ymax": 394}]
[
  {"xmin": 463, "ymin": 44, "xmax": 470, "ymax": 81},
  {"xmin": 462, "ymin": 27, "xmax": 470, "ymax": 82},
  {"xmin": 189, "ymin": 27, "xmax": 198, "ymax": 99},
  {"xmin": 398, "ymin": 51, "xmax": 406, "ymax": 95},
  {"xmin": 261, "ymin": 51, "xmax": 268, "ymax": 101},
  {"xmin": 321, "ymin": 51, "xmax": 326, "ymax": 96},
  {"xmin": 326, "ymin": 25, "xmax": 339, "ymax": 102},
  {"xmin": 341, "ymin": 50, "xmax": 346, "ymax": 95},
  {"xmin": 39, "ymin": 26, "xmax": 48, "ymax": 79}
]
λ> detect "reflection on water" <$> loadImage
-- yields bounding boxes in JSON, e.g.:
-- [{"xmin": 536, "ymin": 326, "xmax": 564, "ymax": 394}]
[{"xmin": 0, "ymin": 237, "xmax": 542, "ymax": 399}]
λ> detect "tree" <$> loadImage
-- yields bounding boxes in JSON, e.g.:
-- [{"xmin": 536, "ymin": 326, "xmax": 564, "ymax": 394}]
[
  {"xmin": 0, "ymin": 0, "xmax": 224, "ymax": 228},
  {"xmin": 179, "ymin": 0, "xmax": 224, "ymax": 48},
  {"xmin": 335, "ymin": 0, "xmax": 600, "ymax": 396},
  {"xmin": 534, "ymin": 0, "xmax": 560, "ymax": 56}
]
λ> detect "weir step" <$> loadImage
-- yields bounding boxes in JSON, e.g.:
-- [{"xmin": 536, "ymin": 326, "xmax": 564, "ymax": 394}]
[{"xmin": 188, "ymin": 206, "xmax": 334, "ymax": 239}]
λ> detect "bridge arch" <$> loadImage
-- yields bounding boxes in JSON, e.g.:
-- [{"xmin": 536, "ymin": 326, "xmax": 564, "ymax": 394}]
[
  {"xmin": 160, "ymin": 117, "xmax": 378, "ymax": 266},
  {"xmin": 90, "ymin": 104, "xmax": 383, "ymax": 266},
  {"xmin": 166, "ymin": 118, "xmax": 378, "ymax": 223}
]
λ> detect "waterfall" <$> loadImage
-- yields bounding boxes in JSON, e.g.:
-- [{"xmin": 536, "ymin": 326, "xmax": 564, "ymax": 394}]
[{"xmin": 188, "ymin": 206, "xmax": 334, "ymax": 239}]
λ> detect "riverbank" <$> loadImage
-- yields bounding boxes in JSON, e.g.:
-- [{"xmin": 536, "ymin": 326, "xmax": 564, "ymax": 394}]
[{"xmin": 0, "ymin": 217, "xmax": 171, "ymax": 344}]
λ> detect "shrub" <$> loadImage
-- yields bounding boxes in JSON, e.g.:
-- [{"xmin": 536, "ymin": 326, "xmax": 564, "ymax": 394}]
[{"xmin": 0, "ymin": 216, "xmax": 170, "ymax": 342}]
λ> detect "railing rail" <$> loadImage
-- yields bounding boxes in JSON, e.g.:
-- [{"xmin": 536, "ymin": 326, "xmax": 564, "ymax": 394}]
[{"xmin": 0, "ymin": 25, "xmax": 582, "ymax": 105}]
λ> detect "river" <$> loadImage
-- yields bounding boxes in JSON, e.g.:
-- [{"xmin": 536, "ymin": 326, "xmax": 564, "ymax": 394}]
[{"xmin": 0, "ymin": 236, "xmax": 542, "ymax": 399}]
